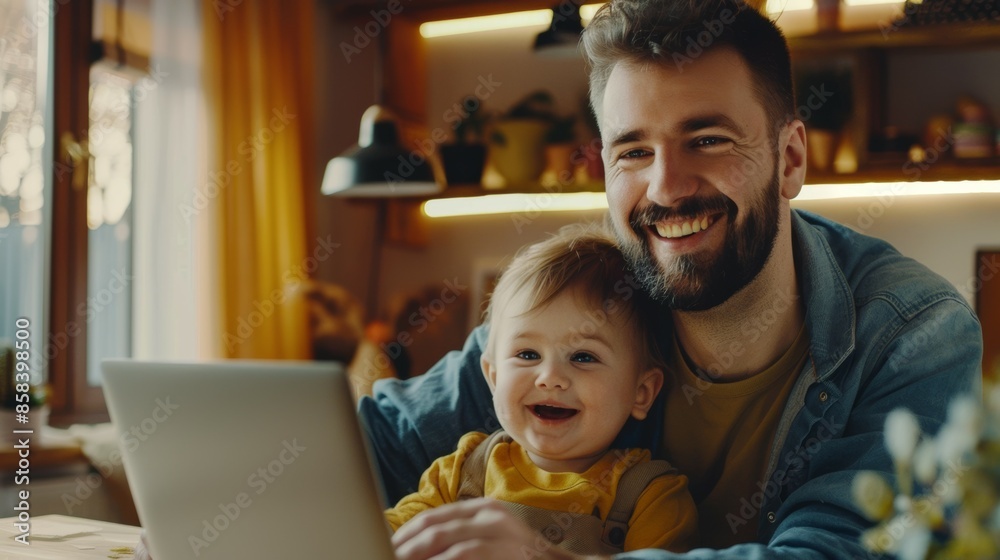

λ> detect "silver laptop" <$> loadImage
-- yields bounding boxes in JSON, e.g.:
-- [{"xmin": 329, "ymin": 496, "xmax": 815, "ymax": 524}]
[{"xmin": 102, "ymin": 359, "xmax": 395, "ymax": 560}]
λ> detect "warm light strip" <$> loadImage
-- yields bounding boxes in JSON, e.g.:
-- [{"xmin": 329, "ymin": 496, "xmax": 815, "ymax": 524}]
[
  {"xmin": 420, "ymin": 4, "xmax": 606, "ymax": 38},
  {"xmin": 795, "ymin": 180, "xmax": 1000, "ymax": 200},
  {"xmin": 843, "ymin": 0, "xmax": 905, "ymax": 5},
  {"xmin": 579, "ymin": 4, "xmax": 604, "ymax": 24},
  {"xmin": 423, "ymin": 181, "xmax": 1000, "ymax": 218},
  {"xmin": 422, "ymin": 192, "xmax": 608, "ymax": 218},
  {"xmin": 420, "ymin": 0, "xmax": 906, "ymax": 38},
  {"xmin": 420, "ymin": 10, "xmax": 552, "ymax": 38},
  {"xmin": 767, "ymin": 0, "xmax": 814, "ymax": 12}
]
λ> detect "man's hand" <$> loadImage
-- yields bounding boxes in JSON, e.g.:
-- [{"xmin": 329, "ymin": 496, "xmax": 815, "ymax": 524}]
[{"xmin": 392, "ymin": 498, "xmax": 608, "ymax": 560}]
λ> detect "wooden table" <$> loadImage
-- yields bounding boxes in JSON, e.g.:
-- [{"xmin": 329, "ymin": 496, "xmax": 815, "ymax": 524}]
[{"xmin": 0, "ymin": 514, "xmax": 141, "ymax": 559}]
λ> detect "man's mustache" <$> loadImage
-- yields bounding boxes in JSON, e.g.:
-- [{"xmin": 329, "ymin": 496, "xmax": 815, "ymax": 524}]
[{"xmin": 629, "ymin": 195, "xmax": 736, "ymax": 232}]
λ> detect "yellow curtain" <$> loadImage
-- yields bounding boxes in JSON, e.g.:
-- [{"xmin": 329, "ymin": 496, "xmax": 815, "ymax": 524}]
[{"xmin": 202, "ymin": 1, "xmax": 315, "ymax": 359}]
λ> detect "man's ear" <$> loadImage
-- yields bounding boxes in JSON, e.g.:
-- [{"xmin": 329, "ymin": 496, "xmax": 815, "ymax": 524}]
[
  {"xmin": 481, "ymin": 354, "xmax": 497, "ymax": 392},
  {"xmin": 631, "ymin": 367, "xmax": 664, "ymax": 421},
  {"xmin": 779, "ymin": 120, "xmax": 807, "ymax": 200}
]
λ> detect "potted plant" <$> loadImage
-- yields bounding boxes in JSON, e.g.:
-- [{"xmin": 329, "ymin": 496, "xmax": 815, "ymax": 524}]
[
  {"xmin": 795, "ymin": 66, "xmax": 854, "ymax": 173},
  {"xmin": 488, "ymin": 90, "xmax": 560, "ymax": 185},
  {"xmin": 440, "ymin": 95, "xmax": 491, "ymax": 186},
  {"xmin": 0, "ymin": 342, "xmax": 49, "ymax": 438}
]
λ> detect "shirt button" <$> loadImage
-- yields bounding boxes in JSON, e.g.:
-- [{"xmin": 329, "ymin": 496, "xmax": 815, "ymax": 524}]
[
  {"xmin": 819, "ymin": 391, "xmax": 829, "ymax": 403},
  {"xmin": 767, "ymin": 512, "xmax": 776, "ymax": 523}
]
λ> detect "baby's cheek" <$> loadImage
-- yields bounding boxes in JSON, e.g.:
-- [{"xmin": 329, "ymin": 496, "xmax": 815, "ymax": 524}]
[
  {"xmin": 491, "ymin": 397, "xmax": 518, "ymax": 429},
  {"xmin": 492, "ymin": 398, "xmax": 512, "ymax": 418}
]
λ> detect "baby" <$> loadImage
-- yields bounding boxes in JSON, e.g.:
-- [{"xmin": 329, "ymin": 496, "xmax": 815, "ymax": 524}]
[{"xmin": 385, "ymin": 224, "xmax": 698, "ymax": 554}]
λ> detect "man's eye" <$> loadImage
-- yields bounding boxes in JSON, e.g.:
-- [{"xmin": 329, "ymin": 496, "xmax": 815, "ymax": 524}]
[
  {"xmin": 571, "ymin": 352, "xmax": 598, "ymax": 363},
  {"xmin": 694, "ymin": 137, "xmax": 730, "ymax": 148},
  {"xmin": 621, "ymin": 149, "xmax": 649, "ymax": 159},
  {"xmin": 516, "ymin": 350, "xmax": 540, "ymax": 361}
]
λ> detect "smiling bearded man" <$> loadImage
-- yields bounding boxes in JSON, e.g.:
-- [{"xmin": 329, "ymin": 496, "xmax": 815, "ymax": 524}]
[{"xmin": 618, "ymin": 167, "xmax": 781, "ymax": 311}]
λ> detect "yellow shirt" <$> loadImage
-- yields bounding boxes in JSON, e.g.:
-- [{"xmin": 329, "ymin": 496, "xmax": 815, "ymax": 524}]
[
  {"xmin": 385, "ymin": 431, "xmax": 699, "ymax": 552},
  {"xmin": 662, "ymin": 325, "xmax": 810, "ymax": 549}
]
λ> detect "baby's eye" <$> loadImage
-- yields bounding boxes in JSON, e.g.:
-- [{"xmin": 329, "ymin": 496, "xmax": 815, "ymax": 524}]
[
  {"xmin": 571, "ymin": 352, "xmax": 598, "ymax": 363},
  {"xmin": 516, "ymin": 350, "xmax": 540, "ymax": 361}
]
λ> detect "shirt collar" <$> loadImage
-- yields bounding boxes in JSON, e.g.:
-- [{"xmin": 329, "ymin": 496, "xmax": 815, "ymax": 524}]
[{"xmin": 791, "ymin": 209, "xmax": 856, "ymax": 382}]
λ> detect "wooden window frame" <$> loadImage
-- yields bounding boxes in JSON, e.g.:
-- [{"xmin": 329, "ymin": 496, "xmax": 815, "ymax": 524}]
[{"xmin": 50, "ymin": 0, "xmax": 109, "ymax": 426}]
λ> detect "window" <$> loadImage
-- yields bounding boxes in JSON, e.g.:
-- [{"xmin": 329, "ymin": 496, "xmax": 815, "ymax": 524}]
[
  {"xmin": 85, "ymin": 64, "xmax": 135, "ymax": 387},
  {"xmin": 0, "ymin": 0, "xmax": 144, "ymax": 424},
  {"xmin": 0, "ymin": 0, "xmax": 53, "ymax": 406}
]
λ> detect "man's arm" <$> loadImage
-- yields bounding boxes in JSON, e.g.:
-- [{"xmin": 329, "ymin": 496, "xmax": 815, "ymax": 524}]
[
  {"xmin": 359, "ymin": 325, "xmax": 496, "ymax": 504},
  {"xmin": 616, "ymin": 298, "xmax": 982, "ymax": 559}
]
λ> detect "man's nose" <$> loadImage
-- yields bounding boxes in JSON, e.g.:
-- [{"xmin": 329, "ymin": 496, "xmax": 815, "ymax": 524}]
[
  {"xmin": 645, "ymin": 149, "xmax": 698, "ymax": 208},
  {"xmin": 535, "ymin": 361, "xmax": 570, "ymax": 390}
]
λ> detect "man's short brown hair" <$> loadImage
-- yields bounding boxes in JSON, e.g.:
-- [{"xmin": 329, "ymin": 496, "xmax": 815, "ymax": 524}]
[{"xmin": 581, "ymin": 0, "xmax": 794, "ymax": 140}]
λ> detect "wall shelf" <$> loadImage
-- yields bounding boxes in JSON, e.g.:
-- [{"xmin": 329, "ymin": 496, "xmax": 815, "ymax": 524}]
[
  {"xmin": 789, "ymin": 22, "xmax": 1000, "ymax": 52},
  {"xmin": 433, "ymin": 180, "xmax": 605, "ymax": 199},
  {"xmin": 806, "ymin": 158, "xmax": 1000, "ymax": 184},
  {"xmin": 431, "ymin": 158, "xmax": 1000, "ymax": 199}
]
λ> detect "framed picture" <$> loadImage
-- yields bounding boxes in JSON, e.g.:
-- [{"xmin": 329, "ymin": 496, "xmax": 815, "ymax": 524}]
[{"xmin": 976, "ymin": 250, "xmax": 1000, "ymax": 380}]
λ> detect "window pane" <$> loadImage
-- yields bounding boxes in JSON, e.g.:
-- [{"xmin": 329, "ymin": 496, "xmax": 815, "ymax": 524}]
[
  {"xmin": 0, "ymin": 0, "xmax": 52, "ymax": 391},
  {"xmin": 85, "ymin": 65, "xmax": 135, "ymax": 386}
]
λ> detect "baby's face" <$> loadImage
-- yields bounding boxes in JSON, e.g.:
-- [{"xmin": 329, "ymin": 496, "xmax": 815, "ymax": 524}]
[{"xmin": 482, "ymin": 288, "xmax": 661, "ymax": 473}]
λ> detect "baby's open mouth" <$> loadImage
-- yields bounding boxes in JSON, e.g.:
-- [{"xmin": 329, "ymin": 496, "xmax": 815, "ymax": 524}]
[{"xmin": 532, "ymin": 404, "xmax": 579, "ymax": 420}]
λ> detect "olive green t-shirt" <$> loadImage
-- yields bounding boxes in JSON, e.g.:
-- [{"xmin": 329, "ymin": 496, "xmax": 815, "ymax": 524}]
[{"xmin": 662, "ymin": 325, "xmax": 810, "ymax": 549}]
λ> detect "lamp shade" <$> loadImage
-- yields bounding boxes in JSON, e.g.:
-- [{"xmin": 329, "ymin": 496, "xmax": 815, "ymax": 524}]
[
  {"xmin": 533, "ymin": 4, "xmax": 584, "ymax": 56},
  {"xmin": 323, "ymin": 105, "xmax": 441, "ymax": 197}
]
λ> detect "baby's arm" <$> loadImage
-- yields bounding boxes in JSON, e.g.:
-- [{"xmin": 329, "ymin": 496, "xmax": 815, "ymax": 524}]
[
  {"xmin": 384, "ymin": 431, "xmax": 489, "ymax": 532},
  {"xmin": 624, "ymin": 473, "xmax": 699, "ymax": 552}
]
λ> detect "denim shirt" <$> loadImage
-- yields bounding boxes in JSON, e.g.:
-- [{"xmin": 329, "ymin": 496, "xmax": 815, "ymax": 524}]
[{"xmin": 359, "ymin": 210, "xmax": 983, "ymax": 559}]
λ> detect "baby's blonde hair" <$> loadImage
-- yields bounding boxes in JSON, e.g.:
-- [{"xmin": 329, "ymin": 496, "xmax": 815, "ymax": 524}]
[{"xmin": 483, "ymin": 222, "xmax": 667, "ymax": 369}]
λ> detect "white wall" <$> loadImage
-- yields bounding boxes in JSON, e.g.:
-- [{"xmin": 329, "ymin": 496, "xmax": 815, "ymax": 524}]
[{"xmin": 794, "ymin": 194, "xmax": 1000, "ymax": 306}]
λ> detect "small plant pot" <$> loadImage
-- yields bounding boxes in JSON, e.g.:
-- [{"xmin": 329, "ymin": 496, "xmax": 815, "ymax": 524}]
[
  {"xmin": 440, "ymin": 144, "xmax": 487, "ymax": 186},
  {"xmin": 807, "ymin": 129, "xmax": 838, "ymax": 174},
  {"xmin": 545, "ymin": 143, "xmax": 576, "ymax": 185},
  {"xmin": 489, "ymin": 119, "xmax": 550, "ymax": 185}
]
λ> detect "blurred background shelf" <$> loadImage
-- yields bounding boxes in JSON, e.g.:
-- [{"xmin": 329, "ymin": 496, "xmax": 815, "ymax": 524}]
[
  {"xmin": 806, "ymin": 158, "xmax": 1000, "ymax": 183},
  {"xmin": 789, "ymin": 22, "xmax": 1000, "ymax": 52}
]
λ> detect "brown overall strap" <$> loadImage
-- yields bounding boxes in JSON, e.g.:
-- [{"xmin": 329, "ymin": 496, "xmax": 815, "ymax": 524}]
[
  {"xmin": 456, "ymin": 430, "xmax": 512, "ymax": 501},
  {"xmin": 456, "ymin": 431, "xmax": 619, "ymax": 554},
  {"xmin": 600, "ymin": 459, "xmax": 677, "ymax": 549}
]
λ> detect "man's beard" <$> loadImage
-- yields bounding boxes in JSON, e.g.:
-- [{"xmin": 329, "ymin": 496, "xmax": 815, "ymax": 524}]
[{"xmin": 615, "ymin": 170, "xmax": 782, "ymax": 311}]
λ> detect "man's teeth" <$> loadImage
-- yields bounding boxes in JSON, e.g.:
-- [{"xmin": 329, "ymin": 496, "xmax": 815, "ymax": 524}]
[{"xmin": 654, "ymin": 216, "xmax": 711, "ymax": 239}]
